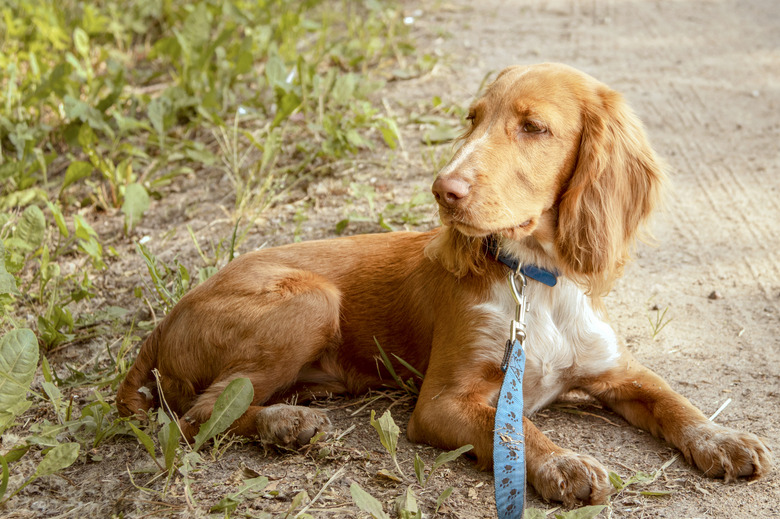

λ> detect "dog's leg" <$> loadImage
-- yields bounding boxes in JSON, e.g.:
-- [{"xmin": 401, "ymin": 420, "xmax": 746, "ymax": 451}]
[
  {"xmin": 166, "ymin": 266, "xmax": 341, "ymax": 446},
  {"xmin": 409, "ymin": 360, "xmax": 612, "ymax": 505},
  {"xmin": 176, "ymin": 373, "xmax": 332, "ymax": 447},
  {"xmin": 583, "ymin": 353, "xmax": 773, "ymax": 480}
]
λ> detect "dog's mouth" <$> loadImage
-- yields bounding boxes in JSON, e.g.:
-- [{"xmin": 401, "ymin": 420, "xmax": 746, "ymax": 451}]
[{"xmin": 445, "ymin": 216, "xmax": 536, "ymax": 240}]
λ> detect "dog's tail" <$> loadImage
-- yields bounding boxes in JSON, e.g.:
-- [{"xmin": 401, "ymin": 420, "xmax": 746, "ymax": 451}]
[{"xmin": 116, "ymin": 325, "xmax": 163, "ymax": 418}]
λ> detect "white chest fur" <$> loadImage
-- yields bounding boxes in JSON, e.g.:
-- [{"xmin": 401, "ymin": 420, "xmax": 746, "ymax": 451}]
[{"xmin": 472, "ymin": 277, "xmax": 620, "ymax": 413}]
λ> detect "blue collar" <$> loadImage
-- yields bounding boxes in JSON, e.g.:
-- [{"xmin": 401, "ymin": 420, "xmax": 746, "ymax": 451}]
[{"xmin": 485, "ymin": 236, "xmax": 559, "ymax": 287}]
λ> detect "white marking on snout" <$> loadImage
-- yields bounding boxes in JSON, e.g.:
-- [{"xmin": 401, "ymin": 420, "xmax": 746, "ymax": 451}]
[{"xmin": 437, "ymin": 129, "xmax": 491, "ymax": 181}]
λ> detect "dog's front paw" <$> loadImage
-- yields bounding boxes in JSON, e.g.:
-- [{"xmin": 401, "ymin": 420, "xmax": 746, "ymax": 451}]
[
  {"xmin": 680, "ymin": 423, "xmax": 773, "ymax": 481},
  {"xmin": 256, "ymin": 404, "xmax": 331, "ymax": 447},
  {"xmin": 529, "ymin": 450, "xmax": 611, "ymax": 507}
]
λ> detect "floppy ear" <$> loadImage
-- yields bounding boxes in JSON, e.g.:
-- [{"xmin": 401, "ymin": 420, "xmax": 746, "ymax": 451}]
[{"xmin": 556, "ymin": 86, "xmax": 666, "ymax": 297}]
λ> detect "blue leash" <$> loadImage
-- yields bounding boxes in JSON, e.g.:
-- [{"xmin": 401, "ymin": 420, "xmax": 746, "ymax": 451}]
[
  {"xmin": 494, "ymin": 269, "xmax": 529, "ymax": 518},
  {"xmin": 489, "ymin": 237, "xmax": 558, "ymax": 519}
]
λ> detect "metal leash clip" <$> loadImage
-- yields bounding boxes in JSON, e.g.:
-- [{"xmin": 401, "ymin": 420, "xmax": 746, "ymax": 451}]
[{"xmin": 500, "ymin": 264, "xmax": 528, "ymax": 372}]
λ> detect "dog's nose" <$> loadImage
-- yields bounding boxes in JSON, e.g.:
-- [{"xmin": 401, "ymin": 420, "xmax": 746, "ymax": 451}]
[{"xmin": 432, "ymin": 176, "xmax": 470, "ymax": 207}]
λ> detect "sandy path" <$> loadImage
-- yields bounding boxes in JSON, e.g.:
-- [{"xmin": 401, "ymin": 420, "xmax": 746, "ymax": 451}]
[{"xmin": 407, "ymin": 0, "xmax": 779, "ymax": 516}]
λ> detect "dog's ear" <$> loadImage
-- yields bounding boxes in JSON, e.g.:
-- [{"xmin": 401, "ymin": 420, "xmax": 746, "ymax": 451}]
[{"xmin": 556, "ymin": 86, "xmax": 666, "ymax": 297}]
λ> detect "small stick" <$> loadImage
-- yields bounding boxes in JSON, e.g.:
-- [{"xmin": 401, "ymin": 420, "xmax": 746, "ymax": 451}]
[{"xmin": 295, "ymin": 466, "xmax": 346, "ymax": 518}]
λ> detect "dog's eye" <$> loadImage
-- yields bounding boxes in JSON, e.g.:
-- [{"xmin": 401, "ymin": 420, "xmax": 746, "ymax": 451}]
[{"xmin": 521, "ymin": 121, "xmax": 546, "ymax": 134}]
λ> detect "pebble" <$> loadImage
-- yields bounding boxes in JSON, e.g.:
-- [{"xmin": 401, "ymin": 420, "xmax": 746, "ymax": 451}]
[{"xmin": 708, "ymin": 290, "xmax": 723, "ymax": 300}]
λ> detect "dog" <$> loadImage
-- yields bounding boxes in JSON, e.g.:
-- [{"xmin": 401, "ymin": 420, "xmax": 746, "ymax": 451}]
[{"xmin": 117, "ymin": 63, "xmax": 772, "ymax": 505}]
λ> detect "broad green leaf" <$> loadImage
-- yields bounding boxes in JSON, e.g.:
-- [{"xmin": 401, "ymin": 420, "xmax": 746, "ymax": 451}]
[
  {"xmin": 413, "ymin": 453, "xmax": 425, "ymax": 486},
  {"xmin": 34, "ymin": 443, "xmax": 80, "ymax": 477},
  {"xmin": 13, "ymin": 206, "xmax": 45, "ymax": 253},
  {"xmin": 350, "ymin": 482, "xmax": 389, "ymax": 519},
  {"xmin": 608, "ymin": 471, "xmax": 625, "ymax": 491},
  {"xmin": 555, "ymin": 505, "xmax": 606, "ymax": 519},
  {"xmin": 180, "ymin": 3, "xmax": 210, "ymax": 48},
  {"xmin": 394, "ymin": 486, "xmax": 419, "ymax": 518},
  {"xmin": 128, "ymin": 422, "xmax": 157, "ymax": 462},
  {"xmin": 160, "ymin": 420, "xmax": 180, "ymax": 471},
  {"xmin": 0, "ymin": 329, "xmax": 39, "ymax": 433},
  {"xmin": 524, "ymin": 509, "xmax": 547, "ymax": 519},
  {"xmin": 61, "ymin": 161, "xmax": 93, "ymax": 192},
  {"xmin": 265, "ymin": 54, "xmax": 287, "ymax": 88},
  {"xmin": 121, "ymin": 182, "xmax": 150, "ymax": 232},
  {"xmin": 2, "ymin": 445, "xmax": 29, "ymax": 464},
  {"xmin": 431, "ymin": 444, "xmax": 473, "ymax": 474},
  {"xmin": 369, "ymin": 409, "xmax": 399, "ymax": 459},
  {"xmin": 193, "ymin": 378, "xmax": 253, "ymax": 450}
]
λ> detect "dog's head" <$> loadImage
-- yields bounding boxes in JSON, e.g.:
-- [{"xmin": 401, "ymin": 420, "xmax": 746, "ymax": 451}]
[{"xmin": 429, "ymin": 63, "xmax": 666, "ymax": 296}]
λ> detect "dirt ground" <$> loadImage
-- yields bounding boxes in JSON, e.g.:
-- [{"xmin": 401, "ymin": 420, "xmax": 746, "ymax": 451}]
[{"xmin": 5, "ymin": 0, "xmax": 780, "ymax": 517}]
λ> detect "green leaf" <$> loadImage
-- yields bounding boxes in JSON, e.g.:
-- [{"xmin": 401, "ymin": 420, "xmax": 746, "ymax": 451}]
[
  {"xmin": 395, "ymin": 486, "xmax": 419, "ymax": 518},
  {"xmin": 639, "ymin": 489, "xmax": 674, "ymax": 496},
  {"xmin": 431, "ymin": 444, "xmax": 473, "ymax": 475},
  {"xmin": 434, "ymin": 486, "xmax": 453, "ymax": 513},
  {"xmin": 72, "ymin": 28, "xmax": 90, "ymax": 58},
  {"xmin": 265, "ymin": 54, "xmax": 287, "ymax": 88},
  {"xmin": 369, "ymin": 409, "xmax": 399, "ymax": 460},
  {"xmin": 160, "ymin": 420, "xmax": 180, "ymax": 471},
  {"xmin": 524, "ymin": 509, "xmax": 547, "ymax": 519},
  {"xmin": 61, "ymin": 161, "xmax": 94, "ymax": 192},
  {"xmin": 193, "ymin": 378, "xmax": 253, "ymax": 450},
  {"xmin": 0, "ymin": 453, "xmax": 8, "ymax": 502},
  {"xmin": 180, "ymin": 2, "xmax": 210, "ymax": 49},
  {"xmin": 121, "ymin": 182, "xmax": 150, "ymax": 232},
  {"xmin": 0, "ymin": 243, "xmax": 18, "ymax": 296},
  {"xmin": 46, "ymin": 202, "xmax": 69, "ymax": 239},
  {"xmin": 608, "ymin": 470, "xmax": 625, "ymax": 491},
  {"xmin": 210, "ymin": 495, "xmax": 239, "ymax": 514},
  {"xmin": 350, "ymin": 482, "xmax": 389, "ymax": 519},
  {"xmin": 286, "ymin": 489, "xmax": 308, "ymax": 517},
  {"xmin": 34, "ymin": 443, "xmax": 80, "ymax": 477},
  {"xmin": 626, "ymin": 471, "xmax": 656, "ymax": 485},
  {"xmin": 555, "ymin": 505, "xmax": 607, "ymax": 519},
  {"xmin": 41, "ymin": 381, "xmax": 63, "ymax": 420},
  {"xmin": 0, "ymin": 329, "xmax": 39, "ymax": 434},
  {"xmin": 2, "ymin": 445, "xmax": 29, "ymax": 464},
  {"xmin": 13, "ymin": 205, "xmax": 45, "ymax": 253},
  {"xmin": 413, "ymin": 453, "xmax": 425, "ymax": 486},
  {"xmin": 128, "ymin": 422, "xmax": 157, "ymax": 462}
]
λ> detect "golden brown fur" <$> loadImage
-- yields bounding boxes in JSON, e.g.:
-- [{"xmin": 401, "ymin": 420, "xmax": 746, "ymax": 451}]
[{"xmin": 118, "ymin": 63, "xmax": 771, "ymax": 506}]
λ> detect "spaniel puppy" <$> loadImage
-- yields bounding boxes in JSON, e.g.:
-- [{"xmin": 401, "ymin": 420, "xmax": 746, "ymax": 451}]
[{"xmin": 118, "ymin": 63, "xmax": 772, "ymax": 506}]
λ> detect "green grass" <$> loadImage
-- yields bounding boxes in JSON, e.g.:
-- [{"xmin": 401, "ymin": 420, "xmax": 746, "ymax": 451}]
[{"xmin": 0, "ymin": 0, "xmax": 424, "ymax": 512}]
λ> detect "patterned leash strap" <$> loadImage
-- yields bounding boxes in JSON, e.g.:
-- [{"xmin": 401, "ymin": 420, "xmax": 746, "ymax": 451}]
[{"xmin": 494, "ymin": 268, "xmax": 528, "ymax": 519}]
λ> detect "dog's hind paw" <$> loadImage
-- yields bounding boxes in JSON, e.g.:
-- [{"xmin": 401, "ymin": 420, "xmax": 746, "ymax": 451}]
[
  {"xmin": 255, "ymin": 404, "xmax": 331, "ymax": 447},
  {"xmin": 529, "ymin": 450, "xmax": 611, "ymax": 507}
]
